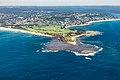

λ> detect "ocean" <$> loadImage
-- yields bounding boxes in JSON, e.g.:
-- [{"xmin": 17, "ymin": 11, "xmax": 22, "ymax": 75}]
[
  {"xmin": 0, "ymin": 20, "xmax": 120, "ymax": 80},
  {"xmin": 0, "ymin": 6, "xmax": 120, "ymax": 80}
]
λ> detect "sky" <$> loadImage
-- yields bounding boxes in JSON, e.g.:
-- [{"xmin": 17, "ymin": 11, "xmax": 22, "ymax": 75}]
[{"xmin": 0, "ymin": 0, "xmax": 120, "ymax": 6}]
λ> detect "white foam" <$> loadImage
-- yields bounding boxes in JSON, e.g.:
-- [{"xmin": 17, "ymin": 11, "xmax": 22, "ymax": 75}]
[
  {"xmin": 94, "ymin": 45, "xmax": 99, "ymax": 49},
  {"xmin": 85, "ymin": 57, "xmax": 92, "ymax": 60},
  {"xmin": 70, "ymin": 51, "xmax": 96, "ymax": 56},
  {"xmin": 42, "ymin": 50, "xmax": 59, "ymax": 53},
  {"xmin": 36, "ymin": 50, "xmax": 40, "ymax": 52},
  {"xmin": 67, "ymin": 47, "xmax": 103, "ymax": 56},
  {"xmin": 42, "ymin": 46, "xmax": 103, "ymax": 56}
]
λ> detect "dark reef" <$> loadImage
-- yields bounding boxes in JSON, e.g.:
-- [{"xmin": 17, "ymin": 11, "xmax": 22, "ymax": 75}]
[{"xmin": 44, "ymin": 39, "xmax": 100, "ymax": 55}]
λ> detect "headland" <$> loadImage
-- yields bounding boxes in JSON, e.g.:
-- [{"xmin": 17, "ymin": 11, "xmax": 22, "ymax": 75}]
[
  {"xmin": 1, "ymin": 18, "xmax": 120, "ymax": 56},
  {"xmin": 0, "ymin": 23, "xmax": 103, "ymax": 56}
]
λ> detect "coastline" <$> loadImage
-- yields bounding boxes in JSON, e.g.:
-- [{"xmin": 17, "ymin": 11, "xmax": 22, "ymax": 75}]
[
  {"xmin": 0, "ymin": 27, "xmax": 53, "ymax": 38},
  {"xmin": 0, "ymin": 20, "xmax": 106, "ymax": 56},
  {"xmin": 67, "ymin": 18, "xmax": 120, "ymax": 28},
  {"xmin": 66, "ymin": 30, "xmax": 102, "ymax": 45},
  {"xmin": 1, "ymin": 18, "xmax": 119, "ymax": 38},
  {"xmin": 0, "ymin": 27, "xmax": 101, "ymax": 45}
]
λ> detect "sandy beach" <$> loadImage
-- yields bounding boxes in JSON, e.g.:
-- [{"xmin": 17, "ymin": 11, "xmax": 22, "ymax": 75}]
[
  {"xmin": 0, "ymin": 18, "xmax": 119, "ymax": 38},
  {"xmin": 0, "ymin": 25, "xmax": 102, "ymax": 55},
  {"xmin": 0, "ymin": 27, "xmax": 101, "ymax": 45},
  {"xmin": 67, "ymin": 18, "xmax": 120, "ymax": 28},
  {"xmin": 87, "ymin": 18, "xmax": 120, "ymax": 24},
  {"xmin": 0, "ymin": 27, "xmax": 53, "ymax": 38}
]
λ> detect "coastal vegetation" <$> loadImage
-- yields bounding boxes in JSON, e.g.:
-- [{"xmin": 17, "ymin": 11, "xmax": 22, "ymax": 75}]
[
  {"xmin": 0, "ymin": 7, "xmax": 107, "ymax": 54},
  {"xmin": 22, "ymin": 25, "xmax": 73, "ymax": 34},
  {"xmin": 15, "ymin": 24, "xmax": 79, "ymax": 43},
  {"xmin": 0, "ymin": 21, "xmax": 102, "ymax": 46},
  {"xmin": 11, "ymin": 24, "xmax": 101, "ymax": 44}
]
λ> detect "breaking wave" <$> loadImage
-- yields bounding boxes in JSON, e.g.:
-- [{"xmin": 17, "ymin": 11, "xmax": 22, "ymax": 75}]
[
  {"xmin": 42, "ymin": 50, "xmax": 59, "ymax": 53},
  {"xmin": 68, "ymin": 47, "xmax": 103, "ymax": 56},
  {"xmin": 42, "ymin": 45, "xmax": 103, "ymax": 57}
]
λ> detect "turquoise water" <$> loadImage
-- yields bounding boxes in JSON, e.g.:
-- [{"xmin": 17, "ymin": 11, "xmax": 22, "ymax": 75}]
[{"xmin": 0, "ymin": 21, "xmax": 120, "ymax": 80}]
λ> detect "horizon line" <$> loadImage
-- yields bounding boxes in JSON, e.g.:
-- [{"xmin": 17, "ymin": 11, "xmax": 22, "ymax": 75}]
[{"xmin": 0, "ymin": 4, "xmax": 120, "ymax": 7}]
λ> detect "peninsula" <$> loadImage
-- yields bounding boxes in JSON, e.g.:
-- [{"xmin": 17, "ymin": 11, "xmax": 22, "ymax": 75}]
[
  {"xmin": 0, "ymin": 24, "xmax": 102, "ymax": 56},
  {"xmin": 0, "ymin": 7, "xmax": 120, "ymax": 56}
]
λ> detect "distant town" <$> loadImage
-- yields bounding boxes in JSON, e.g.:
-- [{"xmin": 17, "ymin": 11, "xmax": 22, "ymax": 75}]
[{"xmin": 0, "ymin": 7, "xmax": 118, "ymax": 28}]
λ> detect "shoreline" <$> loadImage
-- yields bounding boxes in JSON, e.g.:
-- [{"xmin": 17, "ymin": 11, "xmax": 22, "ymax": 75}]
[
  {"xmin": 67, "ymin": 47, "xmax": 103, "ymax": 56},
  {"xmin": 1, "ymin": 18, "xmax": 119, "ymax": 38},
  {"xmin": 67, "ymin": 30, "xmax": 102, "ymax": 45},
  {"xmin": 0, "ymin": 19, "xmax": 109, "ymax": 56},
  {"xmin": 44, "ymin": 39, "xmax": 103, "ymax": 56},
  {"xmin": 67, "ymin": 18, "xmax": 120, "ymax": 28},
  {"xmin": 0, "ymin": 26, "xmax": 102, "ymax": 56},
  {"xmin": 0, "ymin": 27, "xmax": 53, "ymax": 38},
  {"xmin": 0, "ymin": 27, "xmax": 101, "ymax": 45}
]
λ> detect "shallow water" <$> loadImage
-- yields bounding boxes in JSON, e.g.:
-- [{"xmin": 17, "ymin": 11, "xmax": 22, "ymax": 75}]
[{"xmin": 0, "ymin": 20, "xmax": 120, "ymax": 80}]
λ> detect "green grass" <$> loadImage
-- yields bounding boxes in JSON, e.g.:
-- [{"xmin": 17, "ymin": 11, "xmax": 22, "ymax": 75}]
[
  {"xmin": 21, "ymin": 25, "xmax": 73, "ymax": 35},
  {"xmin": 16, "ymin": 25, "xmax": 78, "ymax": 42}
]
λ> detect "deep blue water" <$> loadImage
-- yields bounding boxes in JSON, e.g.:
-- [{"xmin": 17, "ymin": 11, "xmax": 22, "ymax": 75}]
[{"xmin": 0, "ymin": 20, "xmax": 120, "ymax": 80}]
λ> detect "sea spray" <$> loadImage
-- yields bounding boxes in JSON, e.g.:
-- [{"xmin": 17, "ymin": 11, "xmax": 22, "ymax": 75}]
[
  {"xmin": 42, "ymin": 50, "xmax": 59, "ymax": 53},
  {"xmin": 66, "ymin": 46, "xmax": 103, "ymax": 56}
]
